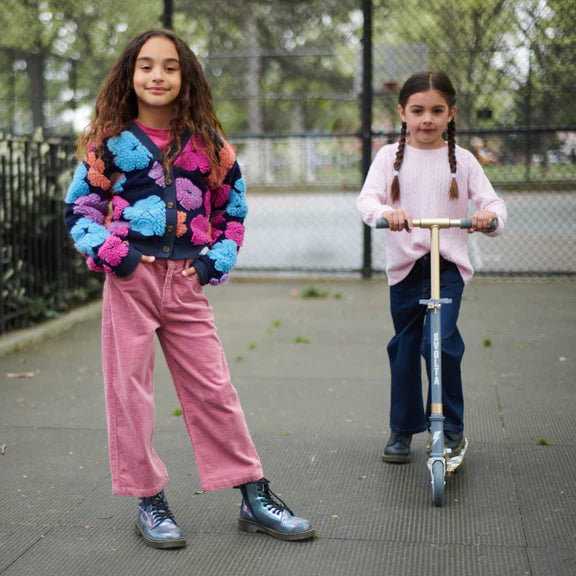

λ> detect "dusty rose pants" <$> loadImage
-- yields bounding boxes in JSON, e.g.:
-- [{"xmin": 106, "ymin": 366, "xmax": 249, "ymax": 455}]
[{"xmin": 101, "ymin": 258, "xmax": 263, "ymax": 497}]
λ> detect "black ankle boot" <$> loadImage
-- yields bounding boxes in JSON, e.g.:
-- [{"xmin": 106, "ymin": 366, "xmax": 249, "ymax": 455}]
[{"xmin": 382, "ymin": 432, "xmax": 412, "ymax": 463}]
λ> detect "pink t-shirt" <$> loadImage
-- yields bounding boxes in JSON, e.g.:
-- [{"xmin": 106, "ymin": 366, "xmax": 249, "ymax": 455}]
[
  {"xmin": 356, "ymin": 143, "xmax": 507, "ymax": 285},
  {"xmin": 135, "ymin": 120, "xmax": 171, "ymax": 150}
]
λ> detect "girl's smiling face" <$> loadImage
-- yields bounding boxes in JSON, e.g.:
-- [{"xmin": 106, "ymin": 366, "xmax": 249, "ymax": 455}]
[
  {"xmin": 398, "ymin": 89, "xmax": 456, "ymax": 149},
  {"xmin": 133, "ymin": 36, "xmax": 182, "ymax": 126}
]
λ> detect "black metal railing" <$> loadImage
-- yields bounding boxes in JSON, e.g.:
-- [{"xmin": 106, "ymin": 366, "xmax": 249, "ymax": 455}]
[{"xmin": 0, "ymin": 137, "xmax": 102, "ymax": 335}]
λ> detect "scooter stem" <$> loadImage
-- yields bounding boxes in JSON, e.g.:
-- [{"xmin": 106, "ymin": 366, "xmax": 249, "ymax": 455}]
[{"xmin": 430, "ymin": 225, "xmax": 440, "ymax": 300}]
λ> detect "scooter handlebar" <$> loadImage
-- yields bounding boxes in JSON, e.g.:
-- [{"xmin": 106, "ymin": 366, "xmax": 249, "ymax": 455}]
[{"xmin": 375, "ymin": 217, "xmax": 497, "ymax": 231}]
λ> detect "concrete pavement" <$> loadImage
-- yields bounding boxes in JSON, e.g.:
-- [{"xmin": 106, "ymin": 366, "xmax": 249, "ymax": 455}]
[{"xmin": 1, "ymin": 277, "xmax": 575, "ymax": 576}]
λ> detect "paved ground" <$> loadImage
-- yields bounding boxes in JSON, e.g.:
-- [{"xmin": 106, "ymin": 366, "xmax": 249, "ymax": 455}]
[{"xmin": 0, "ymin": 277, "xmax": 575, "ymax": 576}]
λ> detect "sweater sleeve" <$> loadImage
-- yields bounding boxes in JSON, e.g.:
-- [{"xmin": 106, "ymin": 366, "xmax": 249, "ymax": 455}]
[
  {"xmin": 193, "ymin": 140, "xmax": 247, "ymax": 286},
  {"xmin": 64, "ymin": 156, "xmax": 141, "ymax": 277},
  {"xmin": 356, "ymin": 145, "xmax": 395, "ymax": 226},
  {"xmin": 464, "ymin": 150, "xmax": 508, "ymax": 236}
]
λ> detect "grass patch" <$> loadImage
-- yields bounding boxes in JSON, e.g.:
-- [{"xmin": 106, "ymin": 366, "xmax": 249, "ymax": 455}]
[
  {"xmin": 172, "ymin": 408, "xmax": 183, "ymax": 417},
  {"xmin": 300, "ymin": 285, "xmax": 331, "ymax": 299},
  {"xmin": 483, "ymin": 339, "xmax": 492, "ymax": 348},
  {"xmin": 294, "ymin": 336, "xmax": 311, "ymax": 344},
  {"xmin": 537, "ymin": 438, "xmax": 553, "ymax": 446}
]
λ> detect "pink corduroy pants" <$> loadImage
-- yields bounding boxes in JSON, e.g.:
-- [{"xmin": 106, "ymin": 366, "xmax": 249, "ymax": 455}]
[{"xmin": 101, "ymin": 258, "xmax": 263, "ymax": 497}]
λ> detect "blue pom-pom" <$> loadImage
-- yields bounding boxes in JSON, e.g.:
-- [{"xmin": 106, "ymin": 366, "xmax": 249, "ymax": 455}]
[
  {"xmin": 108, "ymin": 131, "xmax": 153, "ymax": 172},
  {"xmin": 207, "ymin": 239, "xmax": 238, "ymax": 273},
  {"xmin": 227, "ymin": 184, "xmax": 248, "ymax": 218},
  {"xmin": 70, "ymin": 217, "xmax": 109, "ymax": 257},
  {"xmin": 124, "ymin": 196, "xmax": 166, "ymax": 236},
  {"xmin": 65, "ymin": 164, "xmax": 90, "ymax": 203}
]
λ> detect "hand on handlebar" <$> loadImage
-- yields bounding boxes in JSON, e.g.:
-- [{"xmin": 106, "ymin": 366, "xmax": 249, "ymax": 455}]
[
  {"xmin": 469, "ymin": 210, "xmax": 498, "ymax": 234},
  {"xmin": 381, "ymin": 209, "xmax": 413, "ymax": 232}
]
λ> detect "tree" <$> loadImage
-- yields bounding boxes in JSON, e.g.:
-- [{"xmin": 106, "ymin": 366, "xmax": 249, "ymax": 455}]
[
  {"xmin": 514, "ymin": 0, "xmax": 576, "ymax": 127},
  {"xmin": 371, "ymin": 0, "xmax": 519, "ymax": 129},
  {"xmin": 0, "ymin": 0, "xmax": 160, "ymax": 135},
  {"xmin": 174, "ymin": 0, "xmax": 361, "ymax": 133}
]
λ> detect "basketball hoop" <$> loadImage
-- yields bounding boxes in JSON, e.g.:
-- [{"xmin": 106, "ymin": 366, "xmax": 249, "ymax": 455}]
[{"xmin": 382, "ymin": 81, "xmax": 399, "ymax": 93}]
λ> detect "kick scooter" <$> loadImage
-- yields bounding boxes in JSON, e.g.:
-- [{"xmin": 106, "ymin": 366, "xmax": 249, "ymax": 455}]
[{"xmin": 375, "ymin": 216, "xmax": 493, "ymax": 506}]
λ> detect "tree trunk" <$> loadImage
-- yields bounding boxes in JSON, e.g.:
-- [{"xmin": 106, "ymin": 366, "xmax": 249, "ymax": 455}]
[
  {"xmin": 245, "ymin": 10, "xmax": 262, "ymax": 134},
  {"xmin": 27, "ymin": 52, "xmax": 46, "ymax": 135}
]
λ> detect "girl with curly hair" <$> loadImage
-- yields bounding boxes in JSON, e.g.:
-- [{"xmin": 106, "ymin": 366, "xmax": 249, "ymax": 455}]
[{"xmin": 65, "ymin": 29, "xmax": 315, "ymax": 549}]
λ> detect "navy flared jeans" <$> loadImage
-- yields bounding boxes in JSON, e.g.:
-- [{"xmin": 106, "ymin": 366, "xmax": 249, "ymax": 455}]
[{"xmin": 387, "ymin": 255, "xmax": 465, "ymax": 436}]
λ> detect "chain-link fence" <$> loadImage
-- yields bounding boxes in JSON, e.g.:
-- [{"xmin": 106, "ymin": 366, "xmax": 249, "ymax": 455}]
[
  {"xmin": 1, "ymin": 0, "xmax": 575, "ymax": 332},
  {"xmin": 2, "ymin": 1, "xmax": 575, "ymax": 140},
  {"xmin": 231, "ymin": 128, "xmax": 575, "ymax": 277}
]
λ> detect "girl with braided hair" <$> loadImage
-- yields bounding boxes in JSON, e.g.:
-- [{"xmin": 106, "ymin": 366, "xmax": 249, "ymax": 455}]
[{"xmin": 357, "ymin": 70, "xmax": 507, "ymax": 465}]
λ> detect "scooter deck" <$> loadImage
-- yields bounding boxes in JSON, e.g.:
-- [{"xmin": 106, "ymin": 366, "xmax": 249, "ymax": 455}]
[
  {"xmin": 446, "ymin": 437, "xmax": 468, "ymax": 474},
  {"xmin": 425, "ymin": 436, "xmax": 468, "ymax": 475}
]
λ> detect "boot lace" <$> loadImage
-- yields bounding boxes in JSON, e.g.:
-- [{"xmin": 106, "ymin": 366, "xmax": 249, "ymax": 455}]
[
  {"xmin": 139, "ymin": 492, "xmax": 175, "ymax": 523},
  {"xmin": 256, "ymin": 478, "xmax": 293, "ymax": 516}
]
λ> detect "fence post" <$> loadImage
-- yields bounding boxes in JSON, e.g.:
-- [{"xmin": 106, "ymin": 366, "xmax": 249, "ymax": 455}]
[
  {"xmin": 361, "ymin": 0, "xmax": 373, "ymax": 278},
  {"xmin": 163, "ymin": 0, "xmax": 173, "ymax": 29}
]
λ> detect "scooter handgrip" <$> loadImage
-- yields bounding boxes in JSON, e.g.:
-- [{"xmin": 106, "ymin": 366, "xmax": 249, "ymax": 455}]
[
  {"xmin": 460, "ymin": 218, "xmax": 498, "ymax": 230},
  {"xmin": 375, "ymin": 218, "xmax": 390, "ymax": 229}
]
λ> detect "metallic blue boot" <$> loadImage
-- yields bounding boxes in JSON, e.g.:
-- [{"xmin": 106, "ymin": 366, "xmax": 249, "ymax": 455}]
[
  {"xmin": 238, "ymin": 478, "xmax": 316, "ymax": 541},
  {"xmin": 135, "ymin": 491, "xmax": 186, "ymax": 549}
]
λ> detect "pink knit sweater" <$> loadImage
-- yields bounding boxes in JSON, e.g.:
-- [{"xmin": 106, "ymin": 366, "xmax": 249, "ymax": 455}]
[{"xmin": 357, "ymin": 143, "xmax": 507, "ymax": 286}]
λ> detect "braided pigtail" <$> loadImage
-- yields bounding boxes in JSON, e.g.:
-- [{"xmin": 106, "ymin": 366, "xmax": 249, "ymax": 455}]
[
  {"xmin": 391, "ymin": 122, "xmax": 407, "ymax": 203},
  {"xmin": 447, "ymin": 118, "xmax": 459, "ymax": 200}
]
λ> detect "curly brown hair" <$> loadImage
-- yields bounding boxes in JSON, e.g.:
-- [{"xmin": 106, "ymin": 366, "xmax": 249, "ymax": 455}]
[{"xmin": 76, "ymin": 29, "xmax": 225, "ymax": 181}]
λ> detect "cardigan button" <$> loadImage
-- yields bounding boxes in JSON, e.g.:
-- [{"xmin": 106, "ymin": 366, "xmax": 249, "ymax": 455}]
[
  {"xmin": 163, "ymin": 246, "xmax": 170, "ymax": 253},
  {"xmin": 166, "ymin": 178, "xmax": 173, "ymax": 185},
  {"xmin": 166, "ymin": 225, "xmax": 174, "ymax": 233},
  {"xmin": 167, "ymin": 201, "xmax": 174, "ymax": 209}
]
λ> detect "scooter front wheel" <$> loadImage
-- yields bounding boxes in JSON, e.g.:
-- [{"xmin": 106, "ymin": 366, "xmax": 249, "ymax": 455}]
[{"xmin": 430, "ymin": 459, "xmax": 445, "ymax": 507}]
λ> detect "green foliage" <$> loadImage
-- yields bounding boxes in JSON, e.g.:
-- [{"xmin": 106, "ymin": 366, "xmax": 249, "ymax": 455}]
[
  {"xmin": 0, "ymin": 0, "xmax": 160, "ymax": 134},
  {"xmin": 1, "ymin": 0, "xmax": 575, "ymax": 138}
]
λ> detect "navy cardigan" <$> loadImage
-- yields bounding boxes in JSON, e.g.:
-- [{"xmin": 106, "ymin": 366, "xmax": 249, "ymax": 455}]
[{"xmin": 65, "ymin": 123, "xmax": 247, "ymax": 285}]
